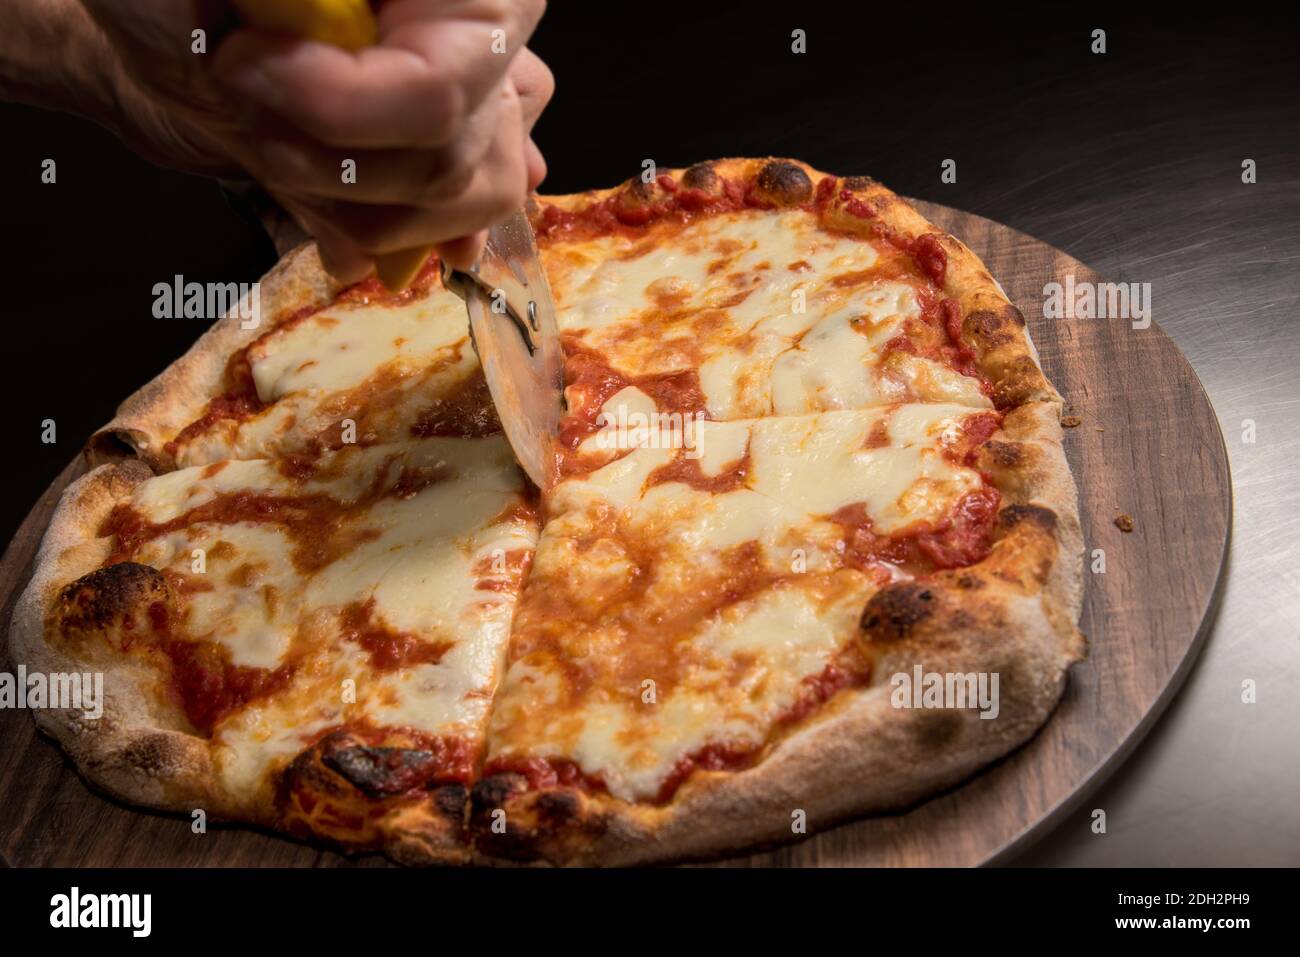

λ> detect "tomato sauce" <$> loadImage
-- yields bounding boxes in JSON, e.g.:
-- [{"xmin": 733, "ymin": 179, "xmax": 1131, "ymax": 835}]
[
  {"xmin": 408, "ymin": 369, "xmax": 501, "ymax": 439},
  {"xmin": 645, "ymin": 447, "xmax": 750, "ymax": 494},
  {"xmin": 656, "ymin": 659, "xmax": 871, "ymax": 802},
  {"xmin": 338, "ymin": 599, "xmax": 453, "ymax": 672},
  {"xmin": 160, "ymin": 635, "xmax": 297, "ymax": 735},
  {"xmin": 102, "ymin": 491, "xmax": 379, "ymax": 575},
  {"xmin": 554, "ymin": 340, "xmax": 712, "ymax": 477},
  {"xmin": 483, "ymin": 755, "xmax": 604, "ymax": 793}
]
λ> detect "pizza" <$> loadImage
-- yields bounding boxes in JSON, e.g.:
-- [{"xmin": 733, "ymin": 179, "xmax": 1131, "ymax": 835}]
[{"xmin": 11, "ymin": 158, "xmax": 1084, "ymax": 866}]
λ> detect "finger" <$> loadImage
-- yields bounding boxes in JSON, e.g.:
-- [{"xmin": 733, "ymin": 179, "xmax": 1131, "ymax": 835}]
[
  {"xmin": 281, "ymin": 197, "xmax": 374, "ymax": 284},
  {"xmin": 379, "ymin": 0, "xmax": 546, "ymax": 110},
  {"xmin": 293, "ymin": 90, "xmax": 529, "ymax": 254},
  {"xmin": 525, "ymin": 137, "xmax": 547, "ymax": 191},
  {"xmin": 509, "ymin": 47, "xmax": 555, "ymax": 134},
  {"xmin": 247, "ymin": 127, "xmax": 484, "ymax": 206},
  {"xmin": 298, "ymin": 156, "xmax": 525, "ymax": 255},
  {"xmin": 436, "ymin": 231, "xmax": 488, "ymax": 272},
  {"xmin": 243, "ymin": 73, "xmax": 531, "ymax": 206},
  {"xmin": 214, "ymin": 33, "xmax": 461, "ymax": 149},
  {"xmin": 317, "ymin": 241, "xmax": 374, "ymax": 286}
]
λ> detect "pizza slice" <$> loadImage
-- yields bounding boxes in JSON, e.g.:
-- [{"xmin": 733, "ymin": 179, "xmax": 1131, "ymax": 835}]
[
  {"xmin": 536, "ymin": 159, "xmax": 1051, "ymax": 447},
  {"xmin": 14, "ymin": 435, "xmax": 537, "ymax": 864},
  {"xmin": 474, "ymin": 400, "xmax": 1081, "ymax": 864},
  {"xmin": 90, "ymin": 252, "xmax": 495, "ymax": 471}
]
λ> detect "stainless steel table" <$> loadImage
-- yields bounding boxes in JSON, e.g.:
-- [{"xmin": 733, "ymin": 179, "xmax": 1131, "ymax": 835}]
[{"xmin": 1015, "ymin": 176, "xmax": 1300, "ymax": 865}]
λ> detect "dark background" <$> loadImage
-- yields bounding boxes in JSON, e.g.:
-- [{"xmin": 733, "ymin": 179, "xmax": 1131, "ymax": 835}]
[{"xmin": 0, "ymin": 5, "xmax": 1296, "ymax": 864}]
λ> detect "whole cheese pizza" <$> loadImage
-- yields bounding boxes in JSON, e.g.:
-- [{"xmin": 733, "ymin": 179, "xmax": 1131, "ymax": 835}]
[{"xmin": 11, "ymin": 158, "xmax": 1084, "ymax": 865}]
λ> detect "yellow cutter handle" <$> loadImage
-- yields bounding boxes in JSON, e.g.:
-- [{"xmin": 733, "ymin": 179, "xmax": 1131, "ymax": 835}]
[{"xmin": 232, "ymin": 0, "xmax": 432, "ymax": 291}]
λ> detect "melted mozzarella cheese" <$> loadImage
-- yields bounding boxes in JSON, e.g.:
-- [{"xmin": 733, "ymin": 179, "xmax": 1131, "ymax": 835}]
[
  {"xmin": 174, "ymin": 287, "xmax": 479, "ymax": 467},
  {"xmin": 590, "ymin": 585, "xmax": 865, "ymax": 801},
  {"xmin": 545, "ymin": 210, "xmax": 901, "ymax": 414},
  {"xmin": 744, "ymin": 409, "xmax": 981, "ymax": 533},
  {"xmin": 769, "ymin": 282, "xmax": 916, "ymax": 413},
  {"xmin": 557, "ymin": 406, "xmax": 984, "ymax": 532},
  {"xmin": 117, "ymin": 437, "xmax": 538, "ymax": 795},
  {"xmin": 544, "ymin": 209, "xmax": 990, "ymax": 419},
  {"xmin": 548, "ymin": 210, "xmax": 874, "ymax": 333},
  {"xmin": 880, "ymin": 352, "xmax": 991, "ymax": 408},
  {"xmin": 486, "ymin": 406, "xmax": 988, "ymax": 799},
  {"xmin": 134, "ymin": 523, "xmax": 301, "ymax": 670},
  {"xmin": 249, "ymin": 295, "xmax": 467, "ymax": 399},
  {"xmin": 138, "ymin": 195, "xmax": 1014, "ymax": 811}
]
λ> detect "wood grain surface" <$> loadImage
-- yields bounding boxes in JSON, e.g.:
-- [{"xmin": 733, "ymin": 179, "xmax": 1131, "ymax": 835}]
[{"xmin": 0, "ymin": 202, "xmax": 1231, "ymax": 867}]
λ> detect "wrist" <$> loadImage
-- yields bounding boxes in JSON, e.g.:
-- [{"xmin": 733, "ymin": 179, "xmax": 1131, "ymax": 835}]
[{"xmin": 0, "ymin": 0, "xmax": 122, "ymax": 122}]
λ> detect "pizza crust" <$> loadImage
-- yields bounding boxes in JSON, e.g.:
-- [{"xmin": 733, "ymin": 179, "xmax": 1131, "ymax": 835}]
[
  {"xmin": 87, "ymin": 244, "xmax": 341, "ymax": 471},
  {"xmin": 9, "ymin": 457, "xmax": 496, "ymax": 867},
  {"xmin": 10, "ymin": 461, "xmax": 217, "ymax": 812},
  {"xmin": 534, "ymin": 157, "xmax": 1055, "ymax": 412}
]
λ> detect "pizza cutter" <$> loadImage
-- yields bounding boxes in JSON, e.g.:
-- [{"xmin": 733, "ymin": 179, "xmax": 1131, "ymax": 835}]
[{"xmin": 439, "ymin": 210, "xmax": 566, "ymax": 490}]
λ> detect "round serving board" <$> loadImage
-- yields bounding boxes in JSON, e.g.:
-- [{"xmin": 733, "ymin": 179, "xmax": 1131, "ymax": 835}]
[{"xmin": 0, "ymin": 202, "xmax": 1231, "ymax": 867}]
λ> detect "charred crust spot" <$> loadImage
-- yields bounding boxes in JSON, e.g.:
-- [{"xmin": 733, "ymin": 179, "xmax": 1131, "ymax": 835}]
[
  {"xmin": 754, "ymin": 160, "xmax": 813, "ymax": 206},
  {"xmin": 992, "ymin": 363, "xmax": 1047, "ymax": 409},
  {"xmin": 320, "ymin": 741, "xmax": 436, "ymax": 797},
  {"xmin": 113, "ymin": 734, "xmax": 182, "ymax": 776},
  {"xmin": 967, "ymin": 305, "xmax": 1025, "ymax": 341},
  {"xmin": 996, "ymin": 504, "xmax": 1058, "ymax": 536},
  {"xmin": 279, "ymin": 739, "xmax": 349, "ymax": 807},
  {"xmin": 910, "ymin": 709, "xmax": 963, "ymax": 750},
  {"xmin": 432, "ymin": 783, "xmax": 469, "ymax": 819},
  {"xmin": 842, "ymin": 175, "xmax": 876, "ymax": 191},
  {"xmin": 860, "ymin": 583, "xmax": 938, "ymax": 641},
  {"xmin": 470, "ymin": 773, "xmax": 527, "ymax": 814},
  {"xmin": 535, "ymin": 790, "xmax": 582, "ymax": 825},
  {"xmin": 471, "ymin": 787, "xmax": 605, "ymax": 864},
  {"xmin": 55, "ymin": 562, "xmax": 169, "ymax": 635},
  {"xmin": 475, "ymin": 832, "xmax": 538, "ymax": 862},
  {"xmin": 468, "ymin": 775, "xmax": 538, "ymax": 861},
  {"xmin": 954, "ymin": 573, "xmax": 983, "ymax": 590},
  {"xmin": 681, "ymin": 162, "xmax": 720, "ymax": 192},
  {"xmin": 621, "ymin": 177, "xmax": 661, "ymax": 206},
  {"xmin": 982, "ymin": 440, "xmax": 1024, "ymax": 469},
  {"xmin": 964, "ymin": 306, "xmax": 1024, "ymax": 346}
]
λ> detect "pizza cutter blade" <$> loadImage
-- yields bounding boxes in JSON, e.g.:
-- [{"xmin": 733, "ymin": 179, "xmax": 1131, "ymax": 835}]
[{"xmin": 441, "ymin": 209, "xmax": 565, "ymax": 489}]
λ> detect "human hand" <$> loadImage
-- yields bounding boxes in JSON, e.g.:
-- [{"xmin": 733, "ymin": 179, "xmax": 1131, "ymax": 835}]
[{"xmin": 80, "ymin": 0, "xmax": 553, "ymax": 281}]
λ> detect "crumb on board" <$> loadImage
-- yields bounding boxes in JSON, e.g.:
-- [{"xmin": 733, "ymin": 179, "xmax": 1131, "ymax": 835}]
[
  {"xmin": 1061, "ymin": 415, "xmax": 1083, "ymax": 428},
  {"xmin": 1114, "ymin": 514, "xmax": 1135, "ymax": 533}
]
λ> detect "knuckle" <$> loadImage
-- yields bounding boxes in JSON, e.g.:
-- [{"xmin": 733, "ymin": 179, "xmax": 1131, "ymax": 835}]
[
  {"xmin": 415, "ymin": 74, "xmax": 467, "ymax": 146},
  {"xmin": 416, "ymin": 159, "xmax": 475, "ymax": 206},
  {"xmin": 327, "ymin": 212, "xmax": 390, "ymax": 254},
  {"xmin": 295, "ymin": 92, "xmax": 354, "ymax": 147},
  {"xmin": 441, "ymin": 161, "xmax": 478, "ymax": 200},
  {"xmin": 534, "ymin": 59, "xmax": 556, "ymax": 102}
]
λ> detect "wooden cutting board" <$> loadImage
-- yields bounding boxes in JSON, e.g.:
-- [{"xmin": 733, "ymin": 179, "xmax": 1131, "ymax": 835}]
[{"xmin": 0, "ymin": 201, "xmax": 1231, "ymax": 867}]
